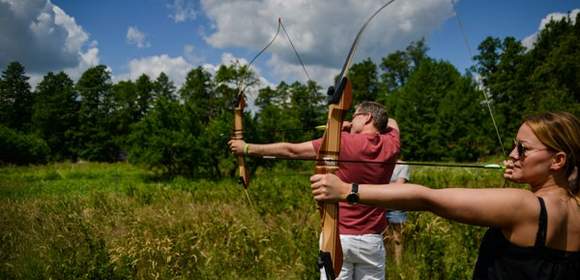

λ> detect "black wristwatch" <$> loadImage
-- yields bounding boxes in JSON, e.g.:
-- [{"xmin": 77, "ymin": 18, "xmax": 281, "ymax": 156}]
[{"xmin": 346, "ymin": 183, "xmax": 359, "ymax": 205}]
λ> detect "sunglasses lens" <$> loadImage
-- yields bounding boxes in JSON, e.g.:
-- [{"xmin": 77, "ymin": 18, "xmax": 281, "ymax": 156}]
[
  {"xmin": 512, "ymin": 140, "xmax": 526, "ymax": 159},
  {"xmin": 518, "ymin": 142, "xmax": 526, "ymax": 158}
]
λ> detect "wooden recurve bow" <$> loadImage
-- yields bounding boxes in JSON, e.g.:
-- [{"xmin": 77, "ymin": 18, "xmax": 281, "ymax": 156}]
[
  {"xmin": 316, "ymin": 1, "xmax": 396, "ymax": 278},
  {"xmin": 233, "ymin": 88, "xmax": 250, "ymax": 188},
  {"xmin": 316, "ymin": 77, "xmax": 352, "ymax": 279}
]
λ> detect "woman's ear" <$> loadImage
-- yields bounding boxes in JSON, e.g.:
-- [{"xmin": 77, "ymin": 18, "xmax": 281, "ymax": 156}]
[{"xmin": 550, "ymin": 152, "xmax": 567, "ymax": 172}]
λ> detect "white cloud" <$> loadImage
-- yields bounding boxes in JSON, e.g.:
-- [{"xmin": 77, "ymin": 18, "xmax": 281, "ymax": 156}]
[
  {"xmin": 522, "ymin": 9, "xmax": 579, "ymax": 49},
  {"xmin": 0, "ymin": 0, "xmax": 99, "ymax": 78},
  {"xmin": 198, "ymin": 52, "xmax": 273, "ymax": 112},
  {"xmin": 167, "ymin": 0, "xmax": 197, "ymax": 23},
  {"xmin": 126, "ymin": 26, "xmax": 151, "ymax": 48},
  {"xmin": 200, "ymin": 0, "xmax": 454, "ymax": 87},
  {"xmin": 183, "ymin": 44, "xmax": 204, "ymax": 64},
  {"xmin": 114, "ymin": 52, "xmax": 272, "ymax": 113},
  {"xmin": 266, "ymin": 54, "xmax": 335, "ymax": 87},
  {"xmin": 115, "ymin": 54, "xmax": 193, "ymax": 87}
]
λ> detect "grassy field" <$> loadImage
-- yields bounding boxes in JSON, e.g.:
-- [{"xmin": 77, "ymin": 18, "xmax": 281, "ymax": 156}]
[{"xmin": 0, "ymin": 162, "xmax": 509, "ymax": 279}]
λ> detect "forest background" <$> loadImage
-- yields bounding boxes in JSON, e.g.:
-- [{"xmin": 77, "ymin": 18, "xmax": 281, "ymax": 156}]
[{"xmin": 0, "ymin": 15, "xmax": 579, "ymax": 279}]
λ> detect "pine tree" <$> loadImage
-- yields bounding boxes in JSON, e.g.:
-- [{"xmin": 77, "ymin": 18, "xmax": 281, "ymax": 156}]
[
  {"xmin": 0, "ymin": 62, "xmax": 33, "ymax": 131},
  {"xmin": 32, "ymin": 72, "xmax": 79, "ymax": 161},
  {"xmin": 76, "ymin": 65, "xmax": 117, "ymax": 161}
]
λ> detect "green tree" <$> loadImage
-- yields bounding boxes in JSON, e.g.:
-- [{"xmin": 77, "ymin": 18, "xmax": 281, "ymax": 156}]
[
  {"xmin": 153, "ymin": 72, "xmax": 177, "ymax": 101},
  {"xmin": 109, "ymin": 80, "xmax": 139, "ymax": 154},
  {"xmin": 32, "ymin": 72, "xmax": 79, "ymax": 161},
  {"xmin": 473, "ymin": 14, "xmax": 580, "ymax": 142},
  {"xmin": 391, "ymin": 59, "xmax": 492, "ymax": 161},
  {"xmin": 0, "ymin": 125, "xmax": 49, "ymax": 165},
  {"xmin": 438, "ymin": 74, "xmax": 496, "ymax": 160},
  {"xmin": 349, "ymin": 58, "xmax": 380, "ymax": 106},
  {"xmin": 473, "ymin": 36, "xmax": 527, "ymax": 143},
  {"xmin": 380, "ymin": 39, "xmax": 428, "ymax": 95},
  {"xmin": 127, "ymin": 96, "xmax": 198, "ymax": 176},
  {"xmin": 380, "ymin": 50, "xmax": 411, "ymax": 94},
  {"xmin": 288, "ymin": 80, "xmax": 325, "ymax": 142},
  {"xmin": 76, "ymin": 65, "xmax": 117, "ymax": 161},
  {"xmin": 255, "ymin": 82, "xmax": 298, "ymax": 143},
  {"xmin": 135, "ymin": 74, "xmax": 154, "ymax": 118},
  {"xmin": 180, "ymin": 67, "xmax": 215, "ymax": 130},
  {"xmin": 0, "ymin": 62, "xmax": 33, "ymax": 132},
  {"xmin": 526, "ymin": 14, "xmax": 580, "ymax": 116}
]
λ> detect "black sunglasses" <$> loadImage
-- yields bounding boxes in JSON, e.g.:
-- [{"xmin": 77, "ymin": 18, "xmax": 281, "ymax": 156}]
[
  {"xmin": 512, "ymin": 139, "xmax": 549, "ymax": 159},
  {"xmin": 512, "ymin": 139, "xmax": 527, "ymax": 159}
]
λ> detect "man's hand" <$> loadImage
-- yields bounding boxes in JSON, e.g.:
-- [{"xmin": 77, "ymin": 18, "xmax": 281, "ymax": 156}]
[
  {"xmin": 342, "ymin": 121, "xmax": 352, "ymax": 132},
  {"xmin": 228, "ymin": 139, "xmax": 246, "ymax": 155},
  {"xmin": 310, "ymin": 173, "xmax": 350, "ymax": 202}
]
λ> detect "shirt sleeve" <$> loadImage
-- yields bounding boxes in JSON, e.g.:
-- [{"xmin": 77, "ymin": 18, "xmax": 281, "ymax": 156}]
[{"xmin": 311, "ymin": 137, "xmax": 323, "ymax": 154}]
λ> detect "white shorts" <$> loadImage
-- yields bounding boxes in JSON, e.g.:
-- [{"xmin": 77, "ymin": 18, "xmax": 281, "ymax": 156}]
[{"xmin": 321, "ymin": 234, "xmax": 385, "ymax": 280}]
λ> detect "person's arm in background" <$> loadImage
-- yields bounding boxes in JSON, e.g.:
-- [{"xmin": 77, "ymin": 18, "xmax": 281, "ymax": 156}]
[
  {"xmin": 387, "ymin": 118, "xmax": 399, "ymax": 132},
  {"xmin": 229, "ymin": 139, "xmax": 317, "ymax": 159}
]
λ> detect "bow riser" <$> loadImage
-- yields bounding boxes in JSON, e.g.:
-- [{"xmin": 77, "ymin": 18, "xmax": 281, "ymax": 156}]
[
  {"xmin": 316, "ymin": 79, "xmax": 352, "ymax": 279},
  {"xmin": 234, "ymin": 93, "xmax": 250, "ymax": 188}
]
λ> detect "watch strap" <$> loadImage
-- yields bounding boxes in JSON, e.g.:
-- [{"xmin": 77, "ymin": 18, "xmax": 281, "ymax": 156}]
[{"xmin": 351, "ymin": 183, "xmax": 358, "ymax": 194}]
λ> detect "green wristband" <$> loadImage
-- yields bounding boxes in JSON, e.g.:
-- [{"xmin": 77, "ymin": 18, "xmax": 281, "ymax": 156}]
[{"xmin": 243, "ymin": 143, "xmax": 249, "ymax": 155}]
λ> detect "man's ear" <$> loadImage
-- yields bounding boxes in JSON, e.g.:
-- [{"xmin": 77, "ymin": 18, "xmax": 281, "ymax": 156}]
[
  {"xmin": 364, "ymin": 114, "xmax": 373, "ymax": 125},
  {"xmin": 550, "ymin": 152, "xmax": 567, "ymax": 172}
]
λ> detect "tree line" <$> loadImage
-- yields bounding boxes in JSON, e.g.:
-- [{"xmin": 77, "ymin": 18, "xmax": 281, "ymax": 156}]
[{"xmin": 1, "ymin": 15, "xmax": 578, "ymax": 179}]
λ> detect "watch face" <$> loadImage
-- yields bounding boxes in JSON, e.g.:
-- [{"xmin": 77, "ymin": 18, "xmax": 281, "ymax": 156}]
[{"xmin": 346, "ymin": 193, "xmax": 359, "ymax": 204}]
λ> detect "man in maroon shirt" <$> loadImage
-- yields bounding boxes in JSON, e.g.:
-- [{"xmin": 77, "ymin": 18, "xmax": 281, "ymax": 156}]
[{"xmin": 229, "ymin": 101, "xmax": 400, "ymax": 279}]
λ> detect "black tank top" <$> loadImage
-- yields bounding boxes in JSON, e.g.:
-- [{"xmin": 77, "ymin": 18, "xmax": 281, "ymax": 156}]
[{"xmin": 473, "ymin": 197, "xmax": 580, "ymax": 279}]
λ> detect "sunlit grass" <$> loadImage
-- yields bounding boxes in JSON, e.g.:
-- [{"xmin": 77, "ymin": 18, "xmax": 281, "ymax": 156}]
[{"xmin": 0, "ymin": 162, "xmax": 509, "ymax": 279}]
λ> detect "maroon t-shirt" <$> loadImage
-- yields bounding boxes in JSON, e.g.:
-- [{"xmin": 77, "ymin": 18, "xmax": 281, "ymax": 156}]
[{"xmin": 312, "ymin": 129, "xmax": 400, "ymax": 235}]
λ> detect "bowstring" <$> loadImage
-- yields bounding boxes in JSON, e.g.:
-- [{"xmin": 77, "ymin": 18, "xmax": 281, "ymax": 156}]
[
  {"xmin": 235, "ymin": 17, "xmax": 315, "ymax": 207},
  {"xmin": 450, "ymin": 0, "xmax": 506, "ymax": 157},
  {"xmin": 279, "ymin": 18, "xmax": 312, "ymax": 82},
  {"xmin": 450, "ymin": 0, "xmax": 508, "ymax": 187},
  {"xmin": 241, "ymin": 17, "xmax": 313, "ymax": 104}
]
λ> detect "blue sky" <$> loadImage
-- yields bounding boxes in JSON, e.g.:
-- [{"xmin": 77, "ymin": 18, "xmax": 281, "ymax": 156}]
[{"xmin": 1, "ymin": 0, "xmax": 578, "ymax": 93}]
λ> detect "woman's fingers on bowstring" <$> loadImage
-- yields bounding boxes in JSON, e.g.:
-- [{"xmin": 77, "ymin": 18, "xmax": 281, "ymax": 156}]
[{"xmin": 503, "ymin": 159, "xmax": 514, "ymax": 179}]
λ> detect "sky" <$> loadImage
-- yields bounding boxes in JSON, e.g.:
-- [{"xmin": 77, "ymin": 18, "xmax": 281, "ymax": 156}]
[{"xmin": 1, "ymin": 0, "xmax": 578, "ymax": 98}]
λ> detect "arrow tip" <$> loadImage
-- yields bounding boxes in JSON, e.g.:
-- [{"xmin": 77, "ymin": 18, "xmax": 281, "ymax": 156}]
[
  {"xmin": 315, "ymin": 125, "xmax": 326, "ymax": 131},
  {"xmin": 483, "ymin": 164, "xmax": 504, "ymax": 170}
]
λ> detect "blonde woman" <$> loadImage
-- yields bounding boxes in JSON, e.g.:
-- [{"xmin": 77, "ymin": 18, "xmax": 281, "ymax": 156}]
[{"xmin": 311, "ymin": 112, "xmax": 580, "ymax": 279}]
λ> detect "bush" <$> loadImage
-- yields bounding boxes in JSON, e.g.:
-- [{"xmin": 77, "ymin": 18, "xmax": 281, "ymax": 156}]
[{"xmin": 0, "ymin": 125, "xmax": 49, "ymax": 165}]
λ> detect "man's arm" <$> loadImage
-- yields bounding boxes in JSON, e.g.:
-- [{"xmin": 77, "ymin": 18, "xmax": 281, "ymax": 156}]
[{"xmin": 229, "ymin": 139, "xmax": 317, "ymax": 159}]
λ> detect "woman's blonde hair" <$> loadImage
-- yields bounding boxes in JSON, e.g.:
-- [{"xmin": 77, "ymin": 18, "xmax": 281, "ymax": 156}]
[{"xmin": 525, "ymin": 112, "xmax": 580, "ymax": 200}]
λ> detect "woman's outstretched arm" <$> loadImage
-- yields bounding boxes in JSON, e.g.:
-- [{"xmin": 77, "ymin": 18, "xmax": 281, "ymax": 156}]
[{"xmin": 310, "ymin": 173, "xmax": 538, "ymax": 229}]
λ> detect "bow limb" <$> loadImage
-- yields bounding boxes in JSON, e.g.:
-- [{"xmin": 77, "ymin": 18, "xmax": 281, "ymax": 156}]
[
  {"xmin": 230, "ymin": 18, "xmax": 283, "ymax": 189},
  {"xmin": 233, "ymin": 88, "xmax": 250, "ymax": 188}
]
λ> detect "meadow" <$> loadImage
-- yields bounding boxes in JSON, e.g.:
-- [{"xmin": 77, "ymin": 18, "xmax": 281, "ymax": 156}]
[{"xmin": 0, "ymin": 162, "xmax": 510, "ymax": 279}]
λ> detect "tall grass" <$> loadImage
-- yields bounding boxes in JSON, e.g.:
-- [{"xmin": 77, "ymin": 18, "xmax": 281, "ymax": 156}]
[{"xmin": 0, "ymin": 162, "xmax": 508, "ymax": 279}]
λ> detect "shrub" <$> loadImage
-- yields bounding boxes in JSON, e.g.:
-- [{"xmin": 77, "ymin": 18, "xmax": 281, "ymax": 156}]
[{"xmin": 0, "ymin": 125, "xmax": 49, "ymax": 165}]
